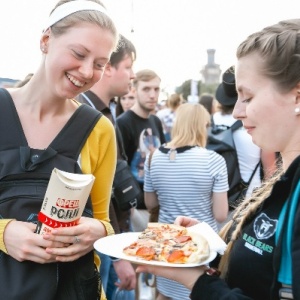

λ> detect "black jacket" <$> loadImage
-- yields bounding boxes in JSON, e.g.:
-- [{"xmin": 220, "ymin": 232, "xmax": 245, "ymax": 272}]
[{"xmin": 191, "ymin": 155, "xmax": 300, "ymax": 300}]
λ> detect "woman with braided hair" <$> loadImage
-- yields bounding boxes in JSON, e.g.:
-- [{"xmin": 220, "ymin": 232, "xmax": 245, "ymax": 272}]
[{"xmin": 136, "ymin": 19, "xmax": 300, "ymax": 300}]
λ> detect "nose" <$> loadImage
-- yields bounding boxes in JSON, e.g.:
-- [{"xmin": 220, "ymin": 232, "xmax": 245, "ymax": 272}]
[
  {"xmin": 232, "ymin": 98, "xmax": 245, "ymax": 120},
  {"xmin": 79, "ymin": 60, "xmax": 93, "ymax": 79},
  {"xmin": 130, "ymin": 69, "xmax": 135, "ymax": 80},
  {"xmin": 149, "ymin": 88, "xmax": 157, "ymax": 98}
]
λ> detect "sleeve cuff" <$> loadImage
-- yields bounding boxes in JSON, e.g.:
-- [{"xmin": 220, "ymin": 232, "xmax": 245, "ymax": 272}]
[
  {"xmin": 100, "ymin": 220, "xmax": 115, "ymax": 236},
  {"xmin": 110, "ymin": 257, "xmax": 121, "ymax": 262},
  {"xmin": 190, "ymin": 273, "xmax": 221, "ymax": 299},
  {"xmin": 0, "ymin": 219, "xmax": 15, "ymax": 253}
]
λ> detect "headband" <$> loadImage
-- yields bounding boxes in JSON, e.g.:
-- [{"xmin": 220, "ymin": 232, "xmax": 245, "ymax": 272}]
[{"xmin": 43, "ymin": 1, "xmax": 109, "ymax": 31}]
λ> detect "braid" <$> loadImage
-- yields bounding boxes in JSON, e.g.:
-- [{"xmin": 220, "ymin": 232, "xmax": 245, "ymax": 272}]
[{"xmin": 218, "ymin": 168, "xmax": 283, "ymax": 278}]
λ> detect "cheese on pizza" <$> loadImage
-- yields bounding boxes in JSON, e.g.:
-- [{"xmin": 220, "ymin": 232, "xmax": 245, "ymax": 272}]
[{"xmin": 123, "ymin": 223, "xmax": 210, "ymax": 264}]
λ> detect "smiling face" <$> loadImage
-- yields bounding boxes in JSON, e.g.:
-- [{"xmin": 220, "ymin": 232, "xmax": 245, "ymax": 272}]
[
  {"xmin": 233, "ymin": 53, "xmax": 299, "ymax": 154},
  {"xmin": 41, "ymin": 22, "xmax": 115, "ymax": 100}
]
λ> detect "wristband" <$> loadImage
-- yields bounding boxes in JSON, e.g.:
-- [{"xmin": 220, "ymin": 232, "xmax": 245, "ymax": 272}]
[{"xmin": 100, "ymin": 220, "xmax": 115, "ymax": 236}]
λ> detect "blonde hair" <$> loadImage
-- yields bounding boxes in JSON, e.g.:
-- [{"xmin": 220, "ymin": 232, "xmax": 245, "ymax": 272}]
[
  {"xmin": 133, "ymin": 69, "xmax": 160, "ymax": 87},
  {"xmin": 50, "ymin": 0, "xmax": 118, "ymax": 50},
  {"xmin": 218, "ymin": 163, "xmax": 283, "ymax": 278},
  {"xmin": 170, "ymin": 103, "xmax": 210, "ymax": 148},
  {"xmin": 167, "ymin": 93, "xmax": 183, "ymax": 111}
]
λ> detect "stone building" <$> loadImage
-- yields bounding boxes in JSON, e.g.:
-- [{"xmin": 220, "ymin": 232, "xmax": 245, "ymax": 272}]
[{"xmin": 200, "ymin": 49, "xmax": 221, "ymax": 85}]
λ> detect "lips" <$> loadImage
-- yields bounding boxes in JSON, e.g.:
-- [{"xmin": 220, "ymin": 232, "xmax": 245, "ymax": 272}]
[
  {"xmin": 244, "ymin": 126, "xmax": 255, "ymax": 135},
  {"xmin": 66, "ymin": 73, "xmax": 85, "ymax": 87}
]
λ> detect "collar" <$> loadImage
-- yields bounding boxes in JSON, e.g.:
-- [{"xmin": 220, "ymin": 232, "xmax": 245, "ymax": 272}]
[
  {"xmin": 159, "ymin": 144, "xmax": 196, "ymax": 154},
  {"xmin": 82, "ymin": 91, "xmax": 107, "ymax": 111},
  {"xmin": 81, "ymin": 91, "xmax": 114, "ymax": 123}
]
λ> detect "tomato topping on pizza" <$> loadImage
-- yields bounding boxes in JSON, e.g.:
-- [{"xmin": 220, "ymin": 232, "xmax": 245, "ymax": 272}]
[{"xmin": 123, "ymin": 223, "xmax": 210, "ymax": 264}]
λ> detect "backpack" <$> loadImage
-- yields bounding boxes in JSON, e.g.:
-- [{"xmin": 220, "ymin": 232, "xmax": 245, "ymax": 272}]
[
  {"xmin": 79, "ymin": 92, "xmax": 143, "ymax": 211},
  {"xmin": 112, "ymin": 125, "xmax": 143, "ymax": 211},
  {"xmin": 0, "ymin": 88, "xmax": 102, "ymax": 300},
  {"xmin": 206, "ymin": 118, "xmax": 258, "ymax": 209}
]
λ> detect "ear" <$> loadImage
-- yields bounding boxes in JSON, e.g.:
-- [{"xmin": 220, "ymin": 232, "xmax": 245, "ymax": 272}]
[
  {"xmin": 104, "ymin": 62, "xmax": 113, "ymax": 76},
  {"xmin": 40, "ymin": 29, "xmax": 50, "ymax": 53}
]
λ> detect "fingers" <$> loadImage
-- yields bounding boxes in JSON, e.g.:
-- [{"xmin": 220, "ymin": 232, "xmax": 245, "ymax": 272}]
[
  {"xmin": 44, "ymin": 234, "xmax": 93, "ymax": 262},
  {"xmin": 43, "ymin": 232, "xmax": 81, "ymax": 245},
  {"xmin": 115, "ymin": 278, "xmax": 136, "ymax": 290},
  {"xmin": 174, "ymin": 216, "xmax": 200, "ymax": 227},
  {"xmin": 4, "ymin": 221, "xmax": 57, "ymax": 263}
]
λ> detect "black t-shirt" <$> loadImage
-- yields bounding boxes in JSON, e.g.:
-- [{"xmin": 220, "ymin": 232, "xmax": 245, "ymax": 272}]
[
  {"xmin": 116, "ymin": 110, "xmax": 165, "ymax": 183},
  {"xmin": 116, "ymin": 110, "xmax": 165, "ymax": 209},
  {"xmin": 226, "ymin": 199, "xmax": 284, "ymax": 299},
  {"xmin": 190, "ymin": 155, "xmax": 300, "ymax": 300}
]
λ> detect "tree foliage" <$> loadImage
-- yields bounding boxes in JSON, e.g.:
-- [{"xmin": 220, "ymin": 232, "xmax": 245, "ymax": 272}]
[{"xmin": 175, "ymin": 79, "xmax": 219, "ymax": 101}]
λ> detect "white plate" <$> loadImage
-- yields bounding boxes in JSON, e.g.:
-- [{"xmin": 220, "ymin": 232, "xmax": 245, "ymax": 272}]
[{"xmin": 94, "ymin": 232, "xmax": 217, "ymax": 267}]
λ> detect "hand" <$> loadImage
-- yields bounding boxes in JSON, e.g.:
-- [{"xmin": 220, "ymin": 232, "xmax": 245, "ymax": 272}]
[
  {"xmin": 4, "ymin": 220, "xmax": 67, "ymax": 263},
  {"xmin": 136, "ymin": 264, "xmax": 205, "ymax": 291},
  {"xmin": 174, "ymin": 216, "xmax": 200, "ymax": 227},
  {"xmin": 43, "ymin": 216, "xmax": 105, "ymax": 262},
  {"xmin": 113, "ymin": 260, "xmax": 136, "ymax": 290}
]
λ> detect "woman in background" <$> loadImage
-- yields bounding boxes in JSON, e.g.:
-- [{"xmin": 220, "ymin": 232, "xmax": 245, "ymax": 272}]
[
  {"xmin": 116, "ymin": 86, "xmax": 136, "ymax": 117},
  {"xmin": 144, "ymin": 103, "xmax": 228, "ymax": 300},
  {"xmin": 199, "ymin": 93, "xmax": 218, "ymax": 115},
  {"xmin": 157, "ymin": 93, "xmax": 183, "ymax": 142}
]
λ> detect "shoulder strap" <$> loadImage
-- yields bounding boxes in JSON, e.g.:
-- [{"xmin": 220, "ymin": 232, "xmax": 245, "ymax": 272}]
[
  {"xmin": 231, "ymin": 120, "xmax": 243, "ymax": 132},
  {"xmin": 115, "ymin": 124, "xmax": 128, "ymax": 161},
  {"xmin": 209, "ymin": 117, "xmax": 242, "ymax": 135},
  {"xmin": 246, "ymin": 161, "xmax": 261, "ymax": 185},
  {"xmin": 0, "ymin": 89, "xmax": 101, "ymax": 159},
  {"xmin": 50, "ymin": 104, "xmax": 102, "ymax": 159},
  {"xmin": 0, "ymin": 88, "xmax": 28, "ymax": 148}
]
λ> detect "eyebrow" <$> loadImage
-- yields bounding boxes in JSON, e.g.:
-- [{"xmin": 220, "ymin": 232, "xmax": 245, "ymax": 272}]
[
  {"xmin": 70, "ymin": 44, "xmax": 90, "ymax": 52},
  {"xmin": 236, "ymin": 85, "xmax": 251, "ymax": 93}
]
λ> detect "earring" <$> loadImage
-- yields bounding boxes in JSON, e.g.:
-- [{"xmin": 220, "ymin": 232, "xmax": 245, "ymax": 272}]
[{"xmin": 295, "ymin": 107, "xmax": 300, "ymax": 115}]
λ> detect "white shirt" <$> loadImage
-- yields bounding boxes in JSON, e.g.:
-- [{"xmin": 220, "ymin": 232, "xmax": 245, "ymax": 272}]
[{"xmin": 213, "ymin": 111, "xmax": 261, "ymax": 197}]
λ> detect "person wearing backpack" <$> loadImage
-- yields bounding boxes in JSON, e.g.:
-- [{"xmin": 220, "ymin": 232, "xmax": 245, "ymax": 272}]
[
  {"xmin": 0, "ymin": 1, "xmax": 119, "ymax": 299},
  {"xmin": 135, "ymin": 19, "xmax": 300, "ymax": 300},
  {"xmin": 210, "ymin": 66, "xmax": 277, "ymax": 211}
]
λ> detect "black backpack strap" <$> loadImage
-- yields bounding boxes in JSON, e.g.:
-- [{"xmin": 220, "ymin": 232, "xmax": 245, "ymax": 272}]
[
  {"xmin": 50, "ymin": 104, "xmax": 102, "ymax": 159},
  {"xmin": 0, "ymin": 88, "xmax": 28, "ymax": 148},
  {"xmin": 115, "ymin": 124, "xmax": 128, "ymax": 161},
  {"xmin": 231, "ymin": 120, "xmax": 243, "ymax": 132},
  {"xmin": 246, "ymin": 161, "xmax": 260, "ymax": 185}
]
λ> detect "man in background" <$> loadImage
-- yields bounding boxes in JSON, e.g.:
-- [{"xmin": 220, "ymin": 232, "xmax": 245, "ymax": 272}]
[
  {"xmin": 77, "ymin": 34, "xmax": 137, "ymax": 300},
  {"xmin": 116, "ymin": 69, "xmax": 165, "ymax": 232}
]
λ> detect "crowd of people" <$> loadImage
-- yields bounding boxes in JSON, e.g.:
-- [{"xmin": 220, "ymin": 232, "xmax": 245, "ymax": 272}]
[{"xmin": 0, "ymin": 1, "xmax": 299, "ymax": 300}]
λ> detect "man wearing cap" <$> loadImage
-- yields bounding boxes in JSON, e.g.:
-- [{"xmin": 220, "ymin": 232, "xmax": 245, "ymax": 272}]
[{"xmin": 213, "ymin": 66, "xmax": 277, "ymax": 217}]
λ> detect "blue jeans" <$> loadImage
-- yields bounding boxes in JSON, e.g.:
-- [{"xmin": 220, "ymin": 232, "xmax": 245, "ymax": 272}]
[{"xmin": 99, "ymin": 252, "xmax": 135, "ymax": 300}]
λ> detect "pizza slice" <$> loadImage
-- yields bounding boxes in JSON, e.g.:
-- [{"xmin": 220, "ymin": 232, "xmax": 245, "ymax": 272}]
[{"xmin": 123, "ymin": 223, "xmax": 210, "ymax": 264}]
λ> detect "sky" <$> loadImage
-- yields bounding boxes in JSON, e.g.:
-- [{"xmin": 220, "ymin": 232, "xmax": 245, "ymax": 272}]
[{"xmin": 0, "ymin": 0, "xmax": 299, "ymax": 91}]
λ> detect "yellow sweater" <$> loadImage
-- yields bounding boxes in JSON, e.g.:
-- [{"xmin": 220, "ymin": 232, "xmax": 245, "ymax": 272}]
[{"xmin": 0, "ymin": 114, "xmax": 116, "ymax": 300}]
